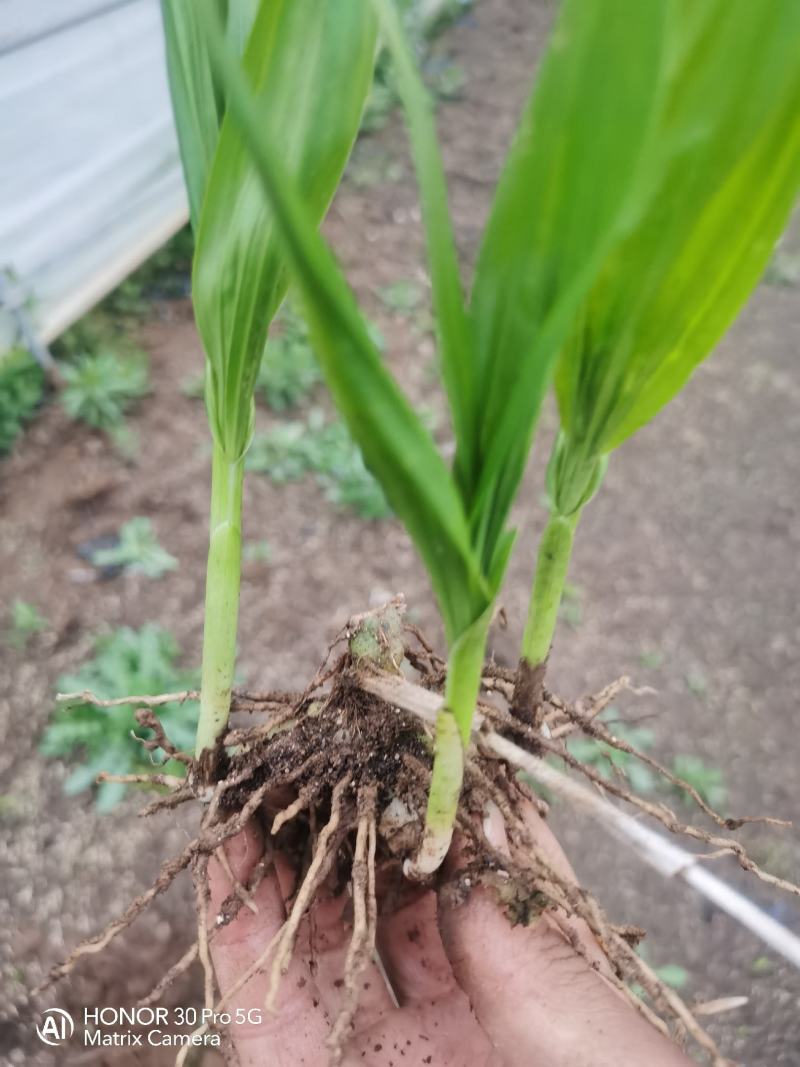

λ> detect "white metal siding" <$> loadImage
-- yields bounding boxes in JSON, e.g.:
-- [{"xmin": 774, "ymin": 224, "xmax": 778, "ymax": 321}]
[{"xmin": 0, "ymin": 0, "xmax": 187, "ymax": 353}]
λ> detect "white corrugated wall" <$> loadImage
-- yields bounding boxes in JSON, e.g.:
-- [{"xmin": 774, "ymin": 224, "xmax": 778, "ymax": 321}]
[{"xmin": 0, "ymin": 0, "xmax": 187, "ymax": 354}]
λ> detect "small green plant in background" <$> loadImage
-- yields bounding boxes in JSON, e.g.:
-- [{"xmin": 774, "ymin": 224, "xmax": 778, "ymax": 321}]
[
  {"xmin": 557, "ymin": 581, "xmax": 583, "ymax": 629},
  {"xmin": 7, "ymin": 600, "xmax": 47, "ymax": 649},
  {"xmin": 669, "ymin": 755, "xmax": 727, "ymax": 811},
  {"xmin": 377, "ymin": 279, "xmax": 433, "ymax": 338},
  {"xmin": 764, "ymin": 246, "xmax": 800, "ymax": 287},
  {"xmin": 565, "ymin": 710, "xmax": 658, "ymax": 796},
  {"xmin": 89, "ymin": 518, "xmax": 178, "ymax": 579},
  {"xmin": 346, "ymin": 141, "xmax": 405, "ymax": 187},
  {"xmin": 362, "ymin": 0, "xmax": 471, "ymax": 131},
  {"xmin": 41, "ymin": 625, "xmax": 197, "ymax": 811},
  {"xmin": 256, "ymin": 300, "xmax": 321, "ymax": 411},
  {"xmin": 376, "ymin": 279, "xmax": 423, "ymax": 314},
  {"xmin": 246, "ymin": 411, "xmax": 391, "ymax": 519},
  {"xmin": 426, "ymin": 57, "xmax": 466, "ymax": 101},
  {"xmin": 639, "ymin": 647, "xmax": 665, "ymax": 671},
  {"xmin": 318, "ymin": 421, "xmax": 392, "ymax": 519},
  {"xmin": 750, "ymin": 955, "xmax": 774, "ymax": 977},
  {"xmin": 0, "ymin": 349, "xmax": 44, "ymax": 455},
  {"xmin": 246, "ymin": 421, "xmax": 314, "ymax": 483},
  {"xmin": 60, "ymin": 350, "xmax": 149, "ymax": 432},
  {"xmin": 243, "ymin": 539, "xmax": 272, "ymax": 564},
  {"xmin": 632, "ymin": 944, "xmax": 690, "ymax": 1001},
  {"xmin": 684, "ymin": 668, "xmax": 709, "ymax": 698}
]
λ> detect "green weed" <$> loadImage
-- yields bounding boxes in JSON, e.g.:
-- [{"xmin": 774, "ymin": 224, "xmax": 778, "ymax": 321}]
[
  {"xmin": 362, "ymin": 0, "xmax": 472, "ymax": 131},
  {"xmin": 89, "ymin": 518, "xmax": 177, "ymax": 579},
  {"xmin": 61, "ymin": 350, "xmax": 149, "ymax": 432},
  {"xmin": 631, "ymin": 945, "xmax": 690, "ymax": 1000},
  {"xmin": 565, "ymin": 710, "xmax": 657, "ymax": 795},
  {"xmin": 7, "ymin": 600, "xmax": 47, "ymax": 648},
  {"xmin": 377, "ymin": 279, "xmax": 424, "ymax": 314},
  {"xmin": 41, "ymin": 625, "xmax": 197, "ymax": 811},
  {"xmin": 764, "ymin": 248, "xmax": 800, "ymax": 287},
  {"xmin": 684, "ymin": 668, "xmax": 709, "ymax": 698},
  {"xmin": 256, "ymin": 301, "xmax": 321, "ymax": 411},
  {"xmin": 243, "ymin": 539, "xmax": 272, "ymax": 563},
  {"xmin": 639, "ymin": 648, "xmax": 665, "ymax": 670},
  {"xmin": 246, "ymin": 411, "xmax": 391, "ymax": 519},
  {"xmin": 669, "ymin": 754, "xmax": 727, "ymax": 810},
  {"xmin": 426, "ymin": 58, "xmax": 466, "ymax": 101},
  {"xmin": 346, "ymin": 141, "xmax": 405, "ymax": 187},
  {"xmin": 0, "ymin": 349, "xmax": 44, "ymax": 455},
  {"xmin": 750, "ymin": 955, "xmax": 774, "ymax": 976},
  {"xmin": 557, "ymin": 581, "xmax": 583, "ymax": 629}
]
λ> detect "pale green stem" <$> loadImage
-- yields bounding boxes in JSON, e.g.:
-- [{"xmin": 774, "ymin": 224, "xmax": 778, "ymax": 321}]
[
  {"xmin": 195, "ymin": 441, "xmax": 245, "ymax": 757},
  {"xmin": 521, "ymin": 510, "xmax": 579, "ymax": 668},
  {"xmin": 405, "ymin": 609, "xmax": 491, "ymax": 879}
]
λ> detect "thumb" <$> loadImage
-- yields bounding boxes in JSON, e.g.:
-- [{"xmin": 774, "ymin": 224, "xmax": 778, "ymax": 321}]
[{"xmin": 438, "ymin": 803, "xmax": 692, "ymax": 1067}]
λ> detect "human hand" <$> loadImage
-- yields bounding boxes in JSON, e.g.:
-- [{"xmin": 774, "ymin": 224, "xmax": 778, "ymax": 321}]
[{"xmin": 208, "ymin": 799, "xmax": 692, "ymax": 1066}]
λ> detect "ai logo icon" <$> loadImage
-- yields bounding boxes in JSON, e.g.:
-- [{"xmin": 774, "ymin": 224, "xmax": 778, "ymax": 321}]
[{"xmin": 36, "ymin": 1008, "xmax": 75, "ymax": 1046}]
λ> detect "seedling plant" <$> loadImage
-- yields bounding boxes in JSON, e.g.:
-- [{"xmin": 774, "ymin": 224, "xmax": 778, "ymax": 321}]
[
  {"xmin": 7, "ymin": 599, "xmax": 47, "ymax": 649},
  {"xmin": 43, "ymin": 625, "xmax": 197, "ymax": 811},
  {"xmin": 88, "ymin": 517, "xmax": 178, "ymax": 579},
  {"xmin": 246, "ymin": 410, "xmax": 390, "ymax": 519},
  {"xmin": 0, "ymin": 349, "xmax": 44, "ymax": 455},
  {"xmin": 41, "ymin": 1, "xmax": 800, "ymax": 1063}
]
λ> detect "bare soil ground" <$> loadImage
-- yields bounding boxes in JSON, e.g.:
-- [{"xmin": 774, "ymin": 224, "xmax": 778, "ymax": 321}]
[{"xmin": 1, "ymin": 0, "xmax": 798, "ymax": 1064}]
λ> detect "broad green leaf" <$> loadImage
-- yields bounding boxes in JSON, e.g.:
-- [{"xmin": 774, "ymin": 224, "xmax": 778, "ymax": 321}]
[
  {"xmin": 555, "ymin": 0, "xmax": 800, "ymax": 457},
  {"xmin": 193, "ymin": 0, "xmax": 379, "ymax": 460},
  {"xmin": 467, "ymin": 0, "xmax": 670, "ymax": 569},
  {"xmin": 223, "ymin": 0, "xmax": 259, "ymax": 55},
  {"xmin": 198, "ymin": 1, "xmax": 488, "ymax": 642},
  {"xmin": 370, "ymin": 0, "xmax": 478, "ymax": 497},
  {"xmin": 161, "ymin": 0, "xmax": 228, "ymax": 230}
]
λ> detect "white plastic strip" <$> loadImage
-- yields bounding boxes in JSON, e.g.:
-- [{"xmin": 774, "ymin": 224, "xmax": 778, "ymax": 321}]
[{"xmin": 361, "ymin": 671, "xmax": 800, "ymax": 971}]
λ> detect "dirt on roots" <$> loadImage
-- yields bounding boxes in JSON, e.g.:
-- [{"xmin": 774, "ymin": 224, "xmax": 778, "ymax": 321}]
[{"xmin": 34, "ymin": 604, "xmax": 799, "ymax": 1067}]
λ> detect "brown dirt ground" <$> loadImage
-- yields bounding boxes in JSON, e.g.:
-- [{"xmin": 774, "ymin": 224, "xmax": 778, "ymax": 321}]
[{"xmin": 1, "ymin": 0, "xmax": 799, "ymax": 1063}]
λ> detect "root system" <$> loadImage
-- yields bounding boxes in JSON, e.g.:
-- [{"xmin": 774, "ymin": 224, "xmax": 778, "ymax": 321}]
[{"xmin": 39, "ymin": 600, "xmax": 799, "ymax": 1067}]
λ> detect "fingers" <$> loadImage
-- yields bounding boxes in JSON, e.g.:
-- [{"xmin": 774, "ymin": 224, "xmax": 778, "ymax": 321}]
[
  {"xmin": 208, "ymin": 826, "xmax": 417, "ymax": 1065},
  {"xmin": 207, "ymin": 825, "xmax": 331, "ymax": 1067},
  {"xmin": 439, "ymin": 801, "xmax": 693, "ymax": 1067},
  {"xmin": 374, "ymin": 890, "xmax": 500, "ymax": 1066}
]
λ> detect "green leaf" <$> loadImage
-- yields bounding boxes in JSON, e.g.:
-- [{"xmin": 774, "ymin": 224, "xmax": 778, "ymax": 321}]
[
  {"xmin": 60, "ymin": 350, "xmax": 149, "ymax": 431},
  {"xmin": 371, "ymin": 0, "xmax": 478, "ymax": 496},
  {"xmin": 555, "ymin": 0, "xmax": 800, "ymax": 457},
  {"xmin": 198, "ymin": 2, "xmax": 488, "ymax": 642},
  {"xmin": 160, "ymin": 0, "xmax": 228, "ymax": 230},
  {"xmin": 42, "ymin": 625, "xmax": 197, "ymax": 810},
  {"xmin": 193, "ymin": 0, "xmax": 379, "ymax": 461},
  {"xmin": 91, "ymin": 518, "xmax": 178, "ymax": 579},
  {"xmin": 655, "ymin": 964, "xmax": 689, "ymax": 991},
  {"xmin": 467, "ymin": 0, "xmax": 670, "ymax": 568}
]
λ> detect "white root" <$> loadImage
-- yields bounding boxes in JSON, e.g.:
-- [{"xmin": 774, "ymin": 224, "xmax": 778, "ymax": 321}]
[
  {"xmin": 193, "ymin": 856, "xmax": 215, "ymax": 1012},
  {"xmin": 271, "ymin": 785, "xmax": 316, "ymax": 836},
  {"xmin": 327, "ymin": 788, "xmax": 378, "ymax": 1063},
  {"xmin": 56, "ymin": 688, "xmax": 198, "ymax": 707},
  {"xmin": 265, "ymin": 778, "xmax": 351, "ymax": 1012}
]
